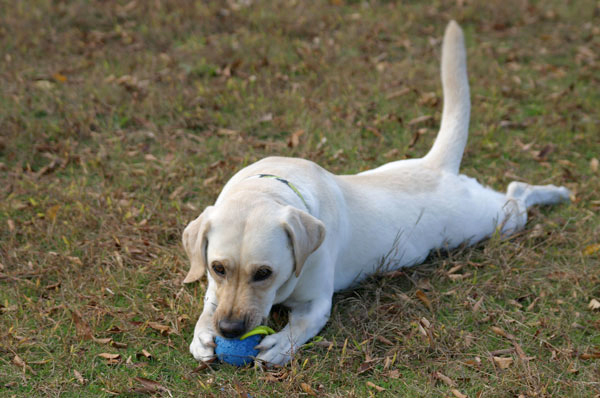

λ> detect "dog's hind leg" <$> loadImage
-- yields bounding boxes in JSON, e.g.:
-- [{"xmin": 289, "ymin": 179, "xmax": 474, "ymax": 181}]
[
  {"xmin": 500, "ymin": 181, "xmax": 570, "ymax": 235},
  {"xmin": 507, "ymin": 181, "xmax": 570, "ymax": 208}
]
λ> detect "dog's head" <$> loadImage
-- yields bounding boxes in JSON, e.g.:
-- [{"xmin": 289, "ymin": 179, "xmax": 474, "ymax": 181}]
[{"xmin": 182, "ymin": 196, "xmax": 325, "ymax": 338}]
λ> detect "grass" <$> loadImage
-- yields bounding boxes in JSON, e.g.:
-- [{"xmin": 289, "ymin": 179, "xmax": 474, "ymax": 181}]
[{"xmin": 1, "ymin": 0, "xmax": 599, "ymax": 396}]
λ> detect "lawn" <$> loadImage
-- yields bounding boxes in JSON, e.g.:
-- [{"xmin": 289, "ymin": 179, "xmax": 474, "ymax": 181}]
[{"xmin": 1, "ymin": 0, "xmax": 599, "ymax": 397}]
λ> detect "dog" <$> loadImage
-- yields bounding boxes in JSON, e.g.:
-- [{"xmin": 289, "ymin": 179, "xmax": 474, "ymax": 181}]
[{"xmin": 182, "ymin": 21, "xmax": 570, "ymax": 366}]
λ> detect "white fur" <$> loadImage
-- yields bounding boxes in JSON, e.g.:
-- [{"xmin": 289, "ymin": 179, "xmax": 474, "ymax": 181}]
[{"xmin": 185, "ymin": 21, "xmax": 570, "ymax": 366}]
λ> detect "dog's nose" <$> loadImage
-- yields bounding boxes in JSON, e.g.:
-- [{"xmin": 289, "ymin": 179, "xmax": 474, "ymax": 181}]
[{"xmin": 218, "ymin": 319, "xmax": 246, "ymax": 338}]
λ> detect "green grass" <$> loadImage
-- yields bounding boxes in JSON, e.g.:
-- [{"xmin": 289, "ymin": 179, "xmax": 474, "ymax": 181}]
[{"xmin": 1, "ymin": 0, "xmax": 599, "ymax": 396}]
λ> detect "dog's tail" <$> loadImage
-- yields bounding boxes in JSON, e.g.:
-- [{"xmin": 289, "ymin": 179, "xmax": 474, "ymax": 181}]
[{"xmin": 423, "ymin": 21, "xmax": 470, "ymax": 175}]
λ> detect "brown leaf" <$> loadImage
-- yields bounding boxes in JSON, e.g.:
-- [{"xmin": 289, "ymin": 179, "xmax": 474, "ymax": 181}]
[
  {"xmin": 300, "ymin": 382, "xmax": 317, "ymax": 396},
  {"xmin": 451, "ymin": 389, "xmax": 468, "ymax": 398},
  {"xmin": 415, "ymin": 290, "xmax": 433, "ymax": 311},
  {"xmin": 408, "ymin": 115, "xmax": 433, "ymax": 126},
  {"xmin": 13, "ymin": 355, "xmax": 26, "ymax": 369},
  {"xmin": 472, "ymin": 297, "xmax": 484, "ymax": 313},
  {"xmin": 579, "ymin": 351, "xmax": 600, "ymax": 360},
  {"xmin": 111, "ymin": 341, "xmax": 128, "ymax": 349},
  {"xmin": 7, "ymin": 219, "xmax": 15, "ymax": 233},
  {"xmin": 591, "ymin": 158, "xmax": 599, "ymax": 173},
  {"xmin": 287, "ymin": 129, "xmax": 305, "ymax": 148},
  {"xmin": 217, "ymin": 128, "xmax": 239, "ymax": 136},
  {"xmin": 203, "ymin": 175, "xmax": 218, "ymax": 187},
  {"xmin": 148, "ymin": 321, "xmax": 174, "ymax": 336},
  {"xmin": 493, "ymin": 356, "xmax": 514, "ymax": 369},
  {"xmin": 72, "ymin": 310, "xmax": 93, "ymax": 341},
  {"xmin": 588, "ymin": 298, "xmax": 600, "ymax": 311},
  {"xmin": 46, "ymin": 205, "xmax": 60, "ymax": 222},
  {"xmin": 375, "ymin": 335, "xmax": 394, "ymax": 346},
  {"xmin": 357, "ymin": 361, "xmax": 374, "ymax": 374},
  {"xmin": 432, "ymin": 371, "xmax": 456, "ymax": 387},
  {"xmin": 97, "ymin": 353, "xmax": 120, "ymax": 360},
  {"xmin": 366, "ymin": 381, "xmax": 386, "ymax": 392},
  {"xmin": 583, "ymin": 244, "xmax": 600, "ymax": 256},
  {"xmin": 93, "ymin": 337, "xmax": 113, "ymax": 345},
  {"xmin": 53, "ymin": 72, "xmax": 67, "ymax": 83},
  {"xmin": 45, "ymin": 282, "xmax": 61, "ymax": 291},
  {"xmin": 386, "ymin": 369, "xmax": 401, "ymax": 379},
  {"xmin": 534, "ymin": 144, "xmax": 555, "ymax": 161},
  {"xmin": 491, "ymin": 326, "xmax": 514, "ymax": 340},
  {"xmin": 408, "ymin": 128, "xmax": 428, "ymax": 148},
  {"xmin": 137, "ymin": 349, "xmax": 153, "ymax": 361},
  {"xmin": 385, "ymin": 87, "xmax": 411, "ymax": 100},
  {"xmin": 73, "ymin": 369, "xmax": 85, "ymax": 385},
  {"xmin": 134, "ymin": 377, "xmax": 172, "ymax": 397}
]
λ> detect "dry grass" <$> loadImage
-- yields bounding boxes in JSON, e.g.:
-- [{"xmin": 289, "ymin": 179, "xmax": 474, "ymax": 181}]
[{"xmin": 1, "ymin": 0, "xmax": 599, "ymax": 397}]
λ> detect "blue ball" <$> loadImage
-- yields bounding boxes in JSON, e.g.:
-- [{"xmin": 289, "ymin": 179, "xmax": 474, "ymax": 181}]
[{"xmin": 214, "ymin": 334, "xmax": 263, "ymax": 366}]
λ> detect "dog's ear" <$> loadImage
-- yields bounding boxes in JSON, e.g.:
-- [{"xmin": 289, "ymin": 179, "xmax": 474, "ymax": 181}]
[
  {"xmin": 282, "ymin": 206, "xmax": 326, "ymax": 277},
  {"xmin": 182, "ymin": 206, "xmax": 214, "ymax": 284}
]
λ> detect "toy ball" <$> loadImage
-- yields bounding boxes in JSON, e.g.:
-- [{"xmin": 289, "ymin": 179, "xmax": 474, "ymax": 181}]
[{"xmin": 214, "ymin": 326, "xmax": 275, "ymax": 366}]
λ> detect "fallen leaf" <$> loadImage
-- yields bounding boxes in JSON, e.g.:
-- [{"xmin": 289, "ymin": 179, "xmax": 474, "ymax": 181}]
[
  {"xmin": 448, "ymin": 272, "xmax": 471, "ymax": 281},
  {"xmin": 432, "ymin": 371, "xmax": 456, "ymax": 387},
  {"xmin": 45, "ymin": 282, "xmax": 61, "ymax": 291},
  {"xmin": 300, "ymin": 382, "xmax": 317, "ymax": 396},
  {"xmin": 408, "ymin": 128, "xmax": 428, "ymax": 148},
  {"xmin": 217, "ymin": 128, "xmax": 239, "ymax": 136},
  {"xmin": 203, "ymin": 175, "xmax": 218, "ymax": 187},
  {"xmin": 357, "ymin": 361, "xmax": 374, "ymax": 374},
  {"xmin": 451, "ymin": 389, "xmax": 468, "ymax": 398},
  {"xmin": 408, "ymin": 115, "xmax": 433, "ymax": 126},
  {"xmin": 97, "ymin": 353, "xmax": 120, "ymax": 360},
  {"xmin": 34, "ymin": 80, "xmax": 54, "ymax": 90},
  {"xmin": 148, "ymin": 321, "xmax": 173, "ymax": 336},
  {"xmin": 366, "ymin": 381, "xmax": 385, "ymax": 392},
  {"xmin": 72, "ymin": 310, "xmax": 93, "ymax": 341},
  {"xmin": 258, "ymin": 113, "xmax": 273, "ymax": 123},
  {"xmin": 386, "ymin": 87, "xmax": 411, "ymax": 100},
  {"xmin": 137, "ymin": 349, "xmax": 153, "ymax": 361},
  {"xmin": 52, "ymin": 72, "xmax": 67, "ymax": 83},
  {"xmin": 73, "ymin": 369, "xmax": 85, "ymax": 385},
  {"xmin": 588, "ymin": 298, "xmax": 600, "ymax": 311},
  {"xmin": 579, "ymin": 351, "xmax": 600, "ymax": 360},
  {"xmin": 493, "ymin": 356, "xmax": 514, "ymax": 369},
  {"xmin": 491, "ymin": 326, "xmax": 514, "ymax": 340},
  {"xmin": 534, "ymin": 144, "xmax": 555, "ymax": 161},
  {"xmin": 134, "ymin": 377, "xmax": 173, "ymax": 397},
  {"xmin": 13, "ymin": 355, "xmax": 26, "ymax": 369},
  {"xmin": 375, "ymin": 335, "xmax": 394, "ymax": 346},
  {"xmin": 591, "ymin": 158, "xmax": 599, "ymax": 173},
  {"xmin": 287, "ymin": 129, "xmax": 305, "ymax": 148},
  {"xmin": 12, "ymin": 355, "xmax": 36, "ymax": 374},
  {"xmin": 386, "ymin": 369, "xmax": 401, "ymax": 379},
  {"xmin": 93, "ymin": 337, "xmax": 113, "ymax": 345},
  {"xmin": 111, "ymin": 341, "xmax": 128, "ymax": 349},
  {"xmin": 415, "ymin": 290, "xmax": 433, "ymax": 311},
  {"xmin": 583, "ymin": 244, "xmax": 600, "ymax": 256},
  {"xmin": 512, "ymin": 341, "xmax": 529, "ymax": 361},
  {"xmin": 472, "ymin": 297, "xmax": 484, "ymax": 313}
]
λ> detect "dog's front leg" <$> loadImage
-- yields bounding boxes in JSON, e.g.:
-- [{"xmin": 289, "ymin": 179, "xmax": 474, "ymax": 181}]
[
  {"xmin": 256, "ymin": 297, "xmax": 332, "ymax": 366},
  {"xmin": 189, "ymin": 284, "xmax": 218, "ymax": 362}
]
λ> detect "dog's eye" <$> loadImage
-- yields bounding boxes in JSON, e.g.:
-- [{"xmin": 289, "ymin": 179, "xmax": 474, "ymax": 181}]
[
  {"xmin": 212, "ymin": 262, "xmax": 226, "ymax": 276},
  {"xmin": 253, "ymin": 267, "xmax": 272, "ymax": 282}
]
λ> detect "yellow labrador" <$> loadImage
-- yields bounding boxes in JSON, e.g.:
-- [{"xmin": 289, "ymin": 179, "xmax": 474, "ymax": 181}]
[{"xmin": 182, "ymin": 21, "xmax": 570, "ymax": 365}]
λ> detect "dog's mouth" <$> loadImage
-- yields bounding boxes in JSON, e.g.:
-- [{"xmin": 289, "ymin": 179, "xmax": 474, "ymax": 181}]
[{"xmin": 214, "ymin": 312, "xmax": 266, "ymax": 339}]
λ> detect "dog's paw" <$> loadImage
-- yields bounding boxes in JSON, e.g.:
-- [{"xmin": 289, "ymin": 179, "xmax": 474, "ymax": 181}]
[
  {"xmin": 189, "ymin": 330, "xmax": 216, "ymax": 362},
  {"xmin": 255, "ymin": 332, "xmax": 296, "ymax": 366}
]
